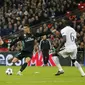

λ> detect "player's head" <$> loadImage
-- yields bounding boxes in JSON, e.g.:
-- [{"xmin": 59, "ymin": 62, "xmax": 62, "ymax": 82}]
[
  {"xmin": 23, "ymin": 24, "xmax": 31, "ymax": 34},
  {"xmin": 42, "ymin": 35, "xmax": 47, "ymax": 40},
  {"xmin": 63, "ymin": 20, "xmax": 73, "ymax": 28}
]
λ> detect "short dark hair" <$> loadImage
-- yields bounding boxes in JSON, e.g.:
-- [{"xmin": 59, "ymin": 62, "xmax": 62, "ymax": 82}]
[
  {"xmin": 63, "ymin": 20, "xmax": 73, "ymax": 28},
  {"xmin": 24, "ymin": 24, "xmax": 30, "ymax": 27}
]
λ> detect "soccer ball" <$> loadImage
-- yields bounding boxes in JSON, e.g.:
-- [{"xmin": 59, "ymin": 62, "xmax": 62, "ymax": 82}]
[{"xmin": 5, "ymin": 68, "xmax": 13, "ymax": 75}]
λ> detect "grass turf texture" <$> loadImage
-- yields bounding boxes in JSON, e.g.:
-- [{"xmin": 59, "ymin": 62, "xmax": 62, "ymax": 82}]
[{"xmin": 0, "ymin": 66, "xmax": 85, "ymax": 85}]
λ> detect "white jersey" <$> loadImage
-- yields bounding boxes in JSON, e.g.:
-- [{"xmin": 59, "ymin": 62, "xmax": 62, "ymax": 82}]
[{"xmin": 61, "ymin": 26, "xmax": 77, "ymax": 47}]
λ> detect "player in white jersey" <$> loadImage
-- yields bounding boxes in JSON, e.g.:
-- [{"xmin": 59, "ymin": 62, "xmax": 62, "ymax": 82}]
[
  {"xmin": 59, "ymin": 26, "xmax": 77, "ymax": 59},
  {"xmin": 52, "ymin": 26, "xmax": 85, "ymax": 77}
]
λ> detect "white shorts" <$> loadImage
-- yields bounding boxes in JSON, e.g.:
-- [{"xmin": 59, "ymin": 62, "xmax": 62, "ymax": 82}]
[{"xmin": 58, "ymin": 46, "xmax": 77, "ymax": 59}]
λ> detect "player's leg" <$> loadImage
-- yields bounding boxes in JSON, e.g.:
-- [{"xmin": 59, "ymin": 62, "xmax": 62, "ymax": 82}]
[
  {"xmin": 17, "ymin": 52, "xmax": 31, "ymax": 75},
  {"xmin": 71, "ymin": 49, "xmax": 85, "ymax": 77},
  {"xmin": 8, "ymin": 52, "xmax": 21, "ymax": 63},
  {"xmin": 54, "ymin": 48, "xmax": 70, "ymax": 76},
  {"xmin": 52, "ymin": 56, "xmax": 64, "ymax": 75},
  {"xmin": 17, "ymin": 57, "xmax": 31, "ymax": 75},
  {"xmin": 53, "ymin": 49, "xmax": 67, "ymax": 75},
  {"xmin": 19, "ymin": 57, "xmax": 31, "ymax": 72},
  {"xmin": 12, "ymin": 57, "xmax": 19, "ymax": 63}
]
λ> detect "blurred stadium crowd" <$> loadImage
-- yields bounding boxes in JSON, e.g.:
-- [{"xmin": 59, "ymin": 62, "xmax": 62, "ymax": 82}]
[{"xmin": 0, "ymin": 0, "xmax": 85, "ymax": 52}]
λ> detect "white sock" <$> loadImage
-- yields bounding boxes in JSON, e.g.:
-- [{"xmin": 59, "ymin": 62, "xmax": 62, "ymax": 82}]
[
  {"xmin": 57, "ymin": 64, "xmax": 64, "ymax": 72},
  {"xmin": 52, "ymin": 56, "xmax": 64, "ymax": 72},
  {"xmin": 74, "ymin": 61, "xmax": 85, "ymax": 76}
]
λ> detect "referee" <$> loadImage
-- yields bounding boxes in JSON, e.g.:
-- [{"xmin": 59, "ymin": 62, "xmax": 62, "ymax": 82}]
[{"xmin": 39, "ymin": 35, "xmax": 52, "ymax": 66}]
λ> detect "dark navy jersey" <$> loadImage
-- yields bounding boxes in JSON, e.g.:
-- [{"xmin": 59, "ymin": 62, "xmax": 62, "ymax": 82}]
[{"xmin": 21, "ymin": 33, "xmax": 35, "ymax": 52}]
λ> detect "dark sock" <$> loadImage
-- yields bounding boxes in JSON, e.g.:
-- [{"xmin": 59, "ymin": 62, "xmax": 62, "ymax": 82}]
[{"xmin": 20, "ymin": 63, "xmax": 27, "ymax": 72}]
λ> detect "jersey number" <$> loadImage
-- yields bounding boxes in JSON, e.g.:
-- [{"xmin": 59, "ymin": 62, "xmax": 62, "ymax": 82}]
[{"xmin": 70, "ymin": 33, "xmax": 75, "ymax": 42}]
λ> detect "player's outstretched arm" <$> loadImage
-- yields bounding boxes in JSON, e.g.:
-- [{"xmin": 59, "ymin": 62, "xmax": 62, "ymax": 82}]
[
  {"xmin": 0, "ymin": 37, "xmax": 4, "ymax": 45},
  {"xmin": 10, "ymin": 39, "xmax": 19, "ymax": 47},
  {"xmin": 10, "ymin": 34, "xmax": 23, "ymax": 48}
]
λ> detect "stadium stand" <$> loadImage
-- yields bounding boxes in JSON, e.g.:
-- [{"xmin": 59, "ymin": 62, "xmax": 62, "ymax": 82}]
[{"xmin": 0, "ymin": 0, "xmax": 85, "ymax": 53}]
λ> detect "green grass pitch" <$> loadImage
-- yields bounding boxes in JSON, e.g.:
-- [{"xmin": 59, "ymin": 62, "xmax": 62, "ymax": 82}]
[{"xmin": 0, "ymin": 66, "xmax": 85, "ymax": 85}]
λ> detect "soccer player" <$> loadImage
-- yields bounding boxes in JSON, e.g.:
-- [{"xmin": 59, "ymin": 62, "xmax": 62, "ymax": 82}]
[
  {"xmin": 52, "ymin": 24, "xmax": 85, "ymax": 77},
  {"xmin": 9, "ymin": 24, "xmax": 51, "ymax": 75},
  {"xmin": 0, "ymin": 36, "xmax": 4, "ymax": 45}
]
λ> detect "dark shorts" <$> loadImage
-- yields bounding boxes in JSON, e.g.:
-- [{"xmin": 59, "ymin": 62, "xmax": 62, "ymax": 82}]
[{"xmin": 15, "ymin": 51, "xmax": 32, "ymax": 60}]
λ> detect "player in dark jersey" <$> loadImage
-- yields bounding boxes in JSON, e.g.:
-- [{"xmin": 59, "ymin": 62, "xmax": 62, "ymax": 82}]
[{"xmin": 9, "ymin": 24, "xmax": 51, "ymax": 75}]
